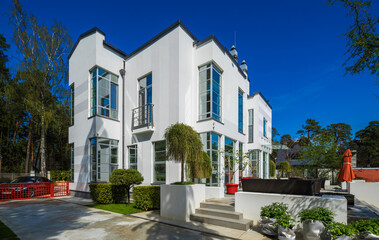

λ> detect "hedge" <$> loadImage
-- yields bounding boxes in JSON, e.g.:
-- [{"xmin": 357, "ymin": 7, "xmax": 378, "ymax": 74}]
[
  {"xmin": 89, "ymin": 183, "xmax": 127, "ymax": 204},
  {"xmin": 50, "ymin": 170, "xmax": 71, "ymax": 182},
  {"xmin": 133, "ymin": 186, "xmax": 160, "ymax": 211}
]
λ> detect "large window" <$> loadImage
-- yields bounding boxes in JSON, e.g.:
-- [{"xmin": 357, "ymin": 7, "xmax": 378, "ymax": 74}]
[
  {"xmin": 250, "ymin": 150, "xmax": 260, "ymax": 177},
  {"xmin": 238, "ymin": 90, "xmax": 243, "ymax": 133},
  {"xmin": 70, "ymin": 144, "xmax": 74, "ymax": 182},
  {"xmin": 139, "ymin": 74, "xmax": 152, "ymax": 107},
  {"xmin": 199, "ymin": 63, "xmax": 221, "ymax": 121},
  {"xmin": 90, "ymin": 138, "xmax": 118, "ymax": 182},
  {"xmin": 70, "ymin": 84, "xmax": 74, "ymax": 126},
  {"xmin": 263, "ymin": 118, "xmax": 267, "ymax": 137},
  {"xmin": 128, "ymin": 145, "xmax": 137, "ymax": 170},
  {"xmin": 200, "ymin": 132, "xmax": 220, "ymax": 186},
  {"xmin": 90, "ymin": 67, "xmax": 118, "ymax": 119},
  {"xmin": 224, "ymin": 137, "xmax": 235, "ymax": 184},
  {"xmin": 248, "ymin": 109, "xmax": 254, "ymax": 143},
  {"xmin": 154, "ymin": 141, "xmax": 166, "ymax": 182}
]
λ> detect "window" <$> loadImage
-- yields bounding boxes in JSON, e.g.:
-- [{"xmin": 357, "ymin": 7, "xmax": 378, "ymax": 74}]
[
  {"xmin": 200, "ymin": 132, "xmax": 220, "ymax": 186},
  {"xmin": 238, "ymin": 90, "xmax": 243, "ymax": 133},
  {"xmin": 250, "ymin": 150, "xmax": 260, "ymax": 177},
  {"xmin": 248, "ymin": 109, "xmax": 254, "ymax": 143},
  {"xmin": 263, "ymin": 118, "xmax": 267, "ymax": 137},
  {"xmin": 139, "ymin": 74, "xmax": 152, "ymax": 107},
  {"xmin": 70, "ymin": 84, "xmax": 74, "ymax": 126},
  {"xmin": 70, "ymin": 144, "xmax": 74, "ymax": 182},
  {"xmin": 154, "ymin": 141, "xmax": 166, "ymax": 182},
  {"xmin": 199, "ymin": 63, "xmax": 221, "ymax": 121},
  {"xmin": 90, "ymin": 138, "xmax": 118, "ymax": 182},
  {"xmin": 224, "ymin": 137, "xmax": 235, "ymax": 184},
  {"xmin": 128, "ymin": 145, "xmax": 137, "ymax": 170},
  {"xmin": 263, "ymin": 152, "xmax": 268, "ymax": 179},
  {"xmin": 90, "ymin": 67, "xmax": 118, "ymax": 119}
]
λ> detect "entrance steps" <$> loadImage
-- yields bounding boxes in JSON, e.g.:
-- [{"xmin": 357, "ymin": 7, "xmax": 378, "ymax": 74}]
[{"xmin": 190, "ymin": 198, "xmax": 252, "ymax": 231}]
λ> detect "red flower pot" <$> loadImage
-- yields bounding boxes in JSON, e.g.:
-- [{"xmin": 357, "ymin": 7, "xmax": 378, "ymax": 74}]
[
  {"xmin": 242, "ymin": 177, "xmax": 259, "ymax": 179},
  {"xmin": 225, "ymin": 184, "xmax": 239, "ymax": 194}
]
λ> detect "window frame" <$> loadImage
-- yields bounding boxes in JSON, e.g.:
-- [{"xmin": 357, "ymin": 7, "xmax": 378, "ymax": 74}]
[
  {"xmin": 248, "ymin": 109, "xmax": 254, "ymax": 143},
  {"xmin": 128, "ymin": 145, "xmax": 137, "ymax": 170},
  {"xmin": 153, "ymin": 140, "xmax": 166, "ymax": 183},
  {"xmin": 263, "ymin": 117, "xmax": 268, "ymax": 138},
  {"xmin": 238, "ymin": 89, "xmax": 244, "ymax": 133},
  {"xmin": 200, "ymin": 132, "xmax": 220, "ymax": 186}
]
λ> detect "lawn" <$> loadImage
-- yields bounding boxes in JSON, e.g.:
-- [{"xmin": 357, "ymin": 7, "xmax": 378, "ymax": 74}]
[
  {"xmin": 0, "ymin": 220, "xmax": 19, "ymax": 240},
  {"xmin": 89, "ymin": 203, "xmax": 143, "ymax": 215}
]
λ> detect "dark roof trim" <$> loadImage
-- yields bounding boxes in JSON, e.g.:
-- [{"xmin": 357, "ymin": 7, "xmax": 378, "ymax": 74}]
[
  {"xmin": 68, "ymin": 27, "xmax": 106, "ymax": 59},
  {"xmin": 248, "ymin": 91, "xmax": 272, "ymax": 109},
  {"xmin": 195, "ymin": 35, "xmax": 248, "ymax": 80},
  {"xmin": 103, "ymin": 40, "xmax": 127, "ymax": 58},
  {"xmin": 125, "ymin": 20, "xmax": 198, "ymax": 60}
]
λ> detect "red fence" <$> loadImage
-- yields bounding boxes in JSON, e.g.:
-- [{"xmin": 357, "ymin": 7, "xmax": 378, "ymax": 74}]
[{"xmin": 0, "ymin": 182, "xmax": 70, "ymax": 201}]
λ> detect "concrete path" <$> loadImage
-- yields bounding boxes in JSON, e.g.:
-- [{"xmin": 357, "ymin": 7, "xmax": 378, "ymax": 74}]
[{"xmin": 0, "ymin": 198, "xmax": 270, "ymax": 240}]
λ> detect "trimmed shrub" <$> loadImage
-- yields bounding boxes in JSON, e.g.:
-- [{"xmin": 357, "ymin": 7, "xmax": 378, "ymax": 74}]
[
  {"xmin": 50, "ymin": 170, "xmax": 71, "ymax": 182},
  {"xmin": 109, "ymin": 169, "xmax": 144, "ymax": 204},
  {"xmin": 133, "ymin": 186, "xmax": 160, "ymax": 211},
  {"xmin": 278, "ymin": 161, "xmax": 290, "ymax": 177},
  {"xmin": 269, "ymin": 160, "xmax": 276, "ymax": 178},
  {"xmin": 89, "ymin": 183, "xmax": 126, "ymax": 204}
]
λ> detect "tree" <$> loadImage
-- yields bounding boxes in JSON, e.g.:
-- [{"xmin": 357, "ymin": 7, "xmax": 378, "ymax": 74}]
[
  {"xmin": 9, "ymin": 0, "xmax": 73, "ymax": 176},
  {"xmin": 280, "ymin": 134, "xmax": 299, "ymax": 161},
  {"xmin": 223, "ymin": 149, "xmax": 249, "ymax": 184},
  {"xmin": 354, "ymin": 121, "xmax": 379, "ymax": 166},
  {"xmin": 297, "ymin": 119, "xmax": 322, "ymax": 140},
  {"xmin": 187, "ymin": 151, "xmax": 212, "ymax": 180},
  {"xmin": 269, "ymin": 160, "xmax": 276, "ymax": 178},
  {"xmin": 164, "ymin": 123, "xmax": 203, "ymax": 184},
  {"xmin": 326, "ymin": 123, "xmax": 353, "ymax": 149},
  {"xmin": 328, "ymin": 0, "xmax": 379, "ymax": 78},
  {"xmin": 109, "ymin": 169, "xmax": 144, "ymax": 204},
  {"xmin": 278, "ymin": 161, "xmax": 290, "ymax": 177}
]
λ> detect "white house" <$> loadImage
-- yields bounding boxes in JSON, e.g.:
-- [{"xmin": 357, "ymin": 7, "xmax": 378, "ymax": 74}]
[{"xmin": 68, "ymin": 20, "xmax": 272, "ymax": 196}]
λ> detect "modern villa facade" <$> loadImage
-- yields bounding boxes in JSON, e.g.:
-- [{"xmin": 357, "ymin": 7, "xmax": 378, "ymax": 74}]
[{"xmin": 68, "ymin": 20, "xmax": 272, "ymax": 194}]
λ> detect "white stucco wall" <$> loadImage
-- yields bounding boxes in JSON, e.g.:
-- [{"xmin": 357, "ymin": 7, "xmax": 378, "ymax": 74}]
[
  {"xmin": 348, "ymin": 182, "xmax": 379, "ymax": 208},
  {"xmin": 235, "ymin": 192, "xmax": 347, "ymax": 226}
]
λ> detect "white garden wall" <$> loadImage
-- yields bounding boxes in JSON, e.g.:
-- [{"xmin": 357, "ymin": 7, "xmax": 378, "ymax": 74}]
[{"xmin": 348, "ymin": 182, "xmax": 379, "ymax": 208}]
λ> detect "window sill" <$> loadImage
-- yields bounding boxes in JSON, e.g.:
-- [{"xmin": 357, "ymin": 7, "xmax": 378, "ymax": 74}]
[
  {"xmin": 239, "ymin": 131, "xmax": 245, "ymax": 136},
  {"xmin": 88, "ymin": 114, "xmax": 120, "ymax": 122},
  {"xmin": 197, "ymin": 118, "xmax": 224, "ymax": 125},
  {"xmin": 151, "ymin": 181, "xmax": 166, "ymax": 185}
]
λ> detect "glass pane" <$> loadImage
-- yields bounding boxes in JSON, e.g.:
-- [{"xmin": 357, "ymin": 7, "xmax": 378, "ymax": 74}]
[
  {"xmin": 111, "ymin": 156, "xmax": 117, "ymax": 164},
  {"xmin": 146, "ymin": 74, "xmax": 152, "ymax": 86},
  {"xmin": 111, "ymin": 74, "xmax": 118, "ymax": 83},
  {"xmin": 139, "ymin": 78, "xmax": 146, "ymax": 89},
  {"xmin": 111, "ymin": 84, "xmax": 117, "ymax": 110},
  {"xmin": 155, "ymin": 141, "xmax": 166, "ymax": 152},
  {"xmin": 155, "ymin": 151, "xmax": 166, "ymax": 162},
  {"xmin": 147, "ymin": 87, "xmax": 152, "ymax": 104},
  {"xmin": 154, "ymin": 163, "xmax": 166, "ymax": 182},
  {"xmin": 212, "ymin": 68, "xmax": 220, "ymax": 85}
]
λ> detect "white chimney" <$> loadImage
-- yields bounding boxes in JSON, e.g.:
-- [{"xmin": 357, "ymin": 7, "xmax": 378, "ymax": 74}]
[{"xmin": 229, "ymin": 45, "xmax": 238, "ymax": 62}]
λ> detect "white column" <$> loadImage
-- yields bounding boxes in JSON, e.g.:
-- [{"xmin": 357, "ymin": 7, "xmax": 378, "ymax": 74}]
[{"xmin": 219, "ymin": 135, "xmax": 225, "ymax": 187}]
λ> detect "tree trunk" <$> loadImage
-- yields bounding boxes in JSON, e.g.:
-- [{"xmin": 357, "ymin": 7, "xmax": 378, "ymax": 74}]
[
  {"xmin": 31, "ymin": 140, "xmax": 34, "ymax": 171},
  {"xmin": 25, "ymin": 121, "xmax": 33, "ymax": 173},
  {"xmin": 41, "ymin": 114, "xmax": 46, "ymax": 177},
  {"xmin": 127, "ymin": 187, "xmax": 130, "ymax": 204},
  {"xmin": 181, "ymin": 159, "xmax": 184, "ymax": 184}
]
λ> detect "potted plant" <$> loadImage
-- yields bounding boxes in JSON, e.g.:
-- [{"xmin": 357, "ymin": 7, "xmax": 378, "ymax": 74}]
[
  {"xmin": 260, "ymin": 202, "xmax": 295, "ymax": 239},
  {"xmin": 223, "ymin": 149, "xmax": 248, "ymax": 194},
  {"xmin": 299, "ymin": 207, "xmax": 334, "ymax": 240},
  {"xmin": 326, "ymin": 222, "xmax": 358, "ymax": 240},
  {"xmin": 351, "ymin": 219, "xmax": 379, "ymax": 239}
]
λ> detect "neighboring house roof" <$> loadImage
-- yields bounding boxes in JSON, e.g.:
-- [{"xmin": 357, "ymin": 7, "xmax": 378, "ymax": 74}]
[
  {"xmin": 69, "ymin": 20, "xmax": 248, "ymax": 79},
  {"xmin": 248, "ymin": 91, "xmax": 272, "ymax": 109}
]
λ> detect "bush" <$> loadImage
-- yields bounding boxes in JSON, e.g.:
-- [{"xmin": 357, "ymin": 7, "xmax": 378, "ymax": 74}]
[
  {"xmin": 133, "ymin": 186, "xmax": 160, "ymax": 211},
  {"xmin": 327, "ymin": 222, "xmax": 359, "ymax": 238},
  {"xmin": 278, "ymin": 161, "xmax": 290, "ymax": 177},
  {"xmin": 50, "ymin": 170, "xmax": 71, "ymax": 182},
  {"xmin": 298, "ymin": 207, "xmax": 334, "ymax": 225},
  {"xmin": 269, "ymin": 160, "xmax": 276, "ymax": 177},
  {"xmin": 109, "ymin": 169, "xmax": 144, "ymax": 204},
  {"xmin": 260, "ymin": 202, "xmax": 295, "ymax": 228},
  {"xmin": 351, "ymin": 219, "xmax": 379, "ymax": 236},
  {"xmin": 89, "ymin": 183, "xmax": 126, "ymax": 204}
]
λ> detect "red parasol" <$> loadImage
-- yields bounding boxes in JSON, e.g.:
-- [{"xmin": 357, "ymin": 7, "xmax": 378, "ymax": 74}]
[{"xmin": 337, "ymin": 149, "xmax": 355, "ymax": 182}]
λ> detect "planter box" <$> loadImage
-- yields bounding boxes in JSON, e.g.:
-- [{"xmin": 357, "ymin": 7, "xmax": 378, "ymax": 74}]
[
  {"xmin": 205, "ymin": 186, "xmax": 224, "ymax": 199},
  {"xmin": 160, "ymin": 184, "xmax": 205, "ymax": 221}
]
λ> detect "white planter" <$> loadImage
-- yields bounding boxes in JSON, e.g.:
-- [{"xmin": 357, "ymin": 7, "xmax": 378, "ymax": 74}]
[
  {"xmin": 205, "ymin": 186, "xmax": 224, "ymax": 199},
  {"xmin": 160, "ymin": 184, "xmax": 205, "ymax": 221}
]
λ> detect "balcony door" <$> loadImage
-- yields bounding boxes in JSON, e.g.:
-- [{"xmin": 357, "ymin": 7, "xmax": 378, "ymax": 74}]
[{"xmin": 138, "ymin": 74, "xmax": 152, "ymax": 126}]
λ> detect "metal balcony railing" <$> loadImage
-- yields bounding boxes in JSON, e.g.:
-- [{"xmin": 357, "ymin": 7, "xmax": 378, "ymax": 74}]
[{"xmin": 132, "ymin": 104, "xmax": 154, "ymax": 130}]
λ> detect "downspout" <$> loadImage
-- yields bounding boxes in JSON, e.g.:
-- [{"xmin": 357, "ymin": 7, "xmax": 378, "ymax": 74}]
[{"xmin": 120, "ymin": 61, "xmax": 126, "ymax": 169}]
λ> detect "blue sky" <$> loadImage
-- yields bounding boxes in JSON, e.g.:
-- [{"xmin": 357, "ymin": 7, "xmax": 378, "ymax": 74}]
[{"xmin": 0, "ymin": 0, "xmax": 378, "ymax": 138}]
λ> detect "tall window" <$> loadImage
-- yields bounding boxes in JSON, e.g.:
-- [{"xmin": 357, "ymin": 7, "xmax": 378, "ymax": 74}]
[
  {"xmin": 263, "ymin": 118, "xmax": 267, "ymax": 137},
  {"xmin": 200, "ymin": 132, "xmax": 220, "ymax": 186},
  {"xmin": 248, "ymin": 109, "xmax": 254, "ymax": 143},
  {"xmin": 199, "ymin": 63, "xmax": 221, "ymax": 121},
  {"xmin": 263, "ymin": 152, "xmax": 268, "ymax": 179},
  {"xmin": 70, "ymin": 144, "xmax": 74, "ymax": 182},
  {"xmin": 238, "ymin": 142, "xmax": 243, "ymax": 181},
  {"xmin": 90, "ymin": 67, "xmax": 118, "ymax": 119},
  {"xmin": 128, "ymin": 145, "xmax": 137, "ymax": 170},
  {"xmin": 70, "ymin": 84, "xmax": 74, "ymax": 126},
  {"xmin": 238, "ymin": 90, "xmax": 243, "ymax": 133},
  {"xmin": 154, "ymin": 141, "xmax": 166, "ymax": 182},
  {"xmin": 90, "ymin": 138, "xmax": 118, "ymax": 182},
  {"xmin": 224, "ymin": 137, "xmax": 235, "ymax": 184},
  {"xmin": 250, "ymin": 150, "xmax": 260, "ymax": 177},
  {"xmin": 139, "ymin": 74, "xmax": 152, "ymax": 107}
]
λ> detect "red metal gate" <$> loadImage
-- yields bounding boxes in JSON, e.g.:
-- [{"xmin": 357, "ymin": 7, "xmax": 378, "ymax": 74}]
[{"xmin": 0, "ymin": 182, "xmax": 70, "ymax": 201}]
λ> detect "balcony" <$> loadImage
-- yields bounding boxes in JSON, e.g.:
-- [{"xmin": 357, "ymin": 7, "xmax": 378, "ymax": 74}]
[{"xmin": 132, "ymin": 104, "xmax": 154, "ymax": 133}]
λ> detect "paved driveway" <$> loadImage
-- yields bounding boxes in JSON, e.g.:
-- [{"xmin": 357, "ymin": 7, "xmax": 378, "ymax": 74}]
[{"xmin": 0, "ymin": 199, "xmax": 221, "ymax": 240}]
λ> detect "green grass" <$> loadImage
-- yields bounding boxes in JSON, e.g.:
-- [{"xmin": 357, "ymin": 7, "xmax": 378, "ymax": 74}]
[
  {"xmin": 89, "ymin": 203, "xmax": 143, "ymax": 215},
  {"xmin": 0, "ymin": 220, "xmax": 19, "ymax": 240}
]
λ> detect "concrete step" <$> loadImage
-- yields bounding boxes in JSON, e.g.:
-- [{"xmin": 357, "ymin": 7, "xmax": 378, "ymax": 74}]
[
  {"xmin": 190, "ymin": 213, "xmax": 252, "ymax": 231},
  {"xmin": 195, "ymin": 208, "xmax": 242, "ymax": 220},
  {"xmin": 200, "ymin": 202, "xmax": 235, "ymax": 212}
]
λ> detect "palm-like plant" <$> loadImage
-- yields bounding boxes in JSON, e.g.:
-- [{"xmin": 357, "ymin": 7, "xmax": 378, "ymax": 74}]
[{"xmin": 164, "ymin": 123, "xmax": 203, "ymax": 184}]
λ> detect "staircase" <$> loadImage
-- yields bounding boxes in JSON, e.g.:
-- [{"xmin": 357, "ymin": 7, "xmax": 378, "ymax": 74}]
[{"xmin": 190, "ymin": 198, "xmax": 252, "ymax": 231}]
